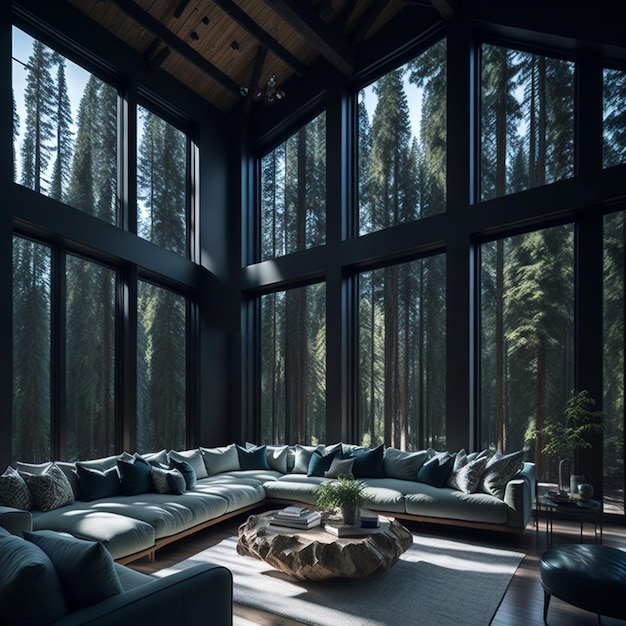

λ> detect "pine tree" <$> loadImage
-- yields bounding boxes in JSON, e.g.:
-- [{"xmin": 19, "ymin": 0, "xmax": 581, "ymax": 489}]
[
  {"xmin": 12, "ymin": 91, "xmax": 19, "ymax": 174},
  {"xmin": 21, "ymin": 40, "xmax": 56, "ymax": 194},
  {"xmin": 49, "ymin": 53, "xmax": 73, "ymax": 202}
]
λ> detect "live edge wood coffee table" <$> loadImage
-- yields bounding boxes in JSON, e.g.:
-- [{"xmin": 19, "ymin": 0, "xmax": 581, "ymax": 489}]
[{"xmin": 237, "ymin": 510, "xmax": 413, "ymax": 581}]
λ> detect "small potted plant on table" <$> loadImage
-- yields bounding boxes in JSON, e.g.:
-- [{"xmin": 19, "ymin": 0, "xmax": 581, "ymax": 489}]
[{"xmin": 314, "ymin": 476, "xmax": 372, "ymax": 526}]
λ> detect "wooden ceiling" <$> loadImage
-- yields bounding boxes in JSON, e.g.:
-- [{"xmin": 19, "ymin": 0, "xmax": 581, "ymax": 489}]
[{"xmin": 66, "ymin": 0, "xmax": 446, "ymax": 113}]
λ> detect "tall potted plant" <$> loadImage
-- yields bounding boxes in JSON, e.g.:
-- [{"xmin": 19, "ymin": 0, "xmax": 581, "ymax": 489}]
[{"xmin": 540, "ymin": 390, "xmax": 602, "ymax": 493}]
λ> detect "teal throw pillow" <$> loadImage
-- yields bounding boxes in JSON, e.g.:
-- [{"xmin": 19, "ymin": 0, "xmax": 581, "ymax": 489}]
[
  {"xmin": 307, "ymin": 447, "xmax": 340, "ymax": 477},
  {"xmin": 169, "ymin": 457, "xmax": 196, "ymax": 489},
  {"xmin": 25, "ymin": 530, "xmax": 123, "ymax": 611},
  {"xmin": 117, "ymin": 454, "xmax": 153, "ymax": 495},
  {"xmin": 417, "ymin": 452, "xmax": 455, "ymax": 487},
  {"xmin": 237, "ymin": 444, "xmax": 271, "ymax": 470},
  {"xmin": 351, "ymin": 445, "xmax": 385, "ymax": 478},
  {"xmin": 76, "ymin": 463, "xmax": 121, "ymax": 501}
]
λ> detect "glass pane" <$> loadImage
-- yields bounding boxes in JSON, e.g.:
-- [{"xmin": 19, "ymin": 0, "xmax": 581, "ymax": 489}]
[
  {"xmin": 12, "ymin": 236, "xmax": 52, "ymax": 463},
  {"xmin": 259, "ymin": 283, "xmax": 326, "ymax": 444},
  {"xmin": 357, "ymin": 255, "xmax": 446, "ymax": 450},
  {"xmin": 260, "ymin": 112, "xmax": 326, "ymax": 261},
  {"xmin": 358, "ymin": 39, "xmax": 446, "ymax": 235},
  {"xmin": 481, "ymin": 45, "xmax": 574, "ymax": 201},
  {"xmin": 603, "ymin": 68, "xmax": 626, "ymax": 169},
  {"xmin": 137, "ymin": 106, "xmax": 188, "ymax": 256},
  {"xmin": 137, "ymin": 281, "xmax": 186, "ymax": 452},
  {"xmin": 66, "ymin": 256, "xmax": 116, "ymax": 460},
  {"xmin": 603, "ymin": 212, "xmax": 625, "ymax": 515},
  {"xmin": 480, "ymin": 226, "xmax": 574, "ymax": 485},
  {"xmin": 12, "ymin": 27, "xmax": 118, "ymax": 223}
]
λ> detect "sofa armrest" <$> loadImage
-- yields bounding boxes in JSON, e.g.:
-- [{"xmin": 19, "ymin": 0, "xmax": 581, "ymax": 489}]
[
  {"xmin": 503, "ymin": 462, "xmax": 536, "ymax": 528},
  {"xmin": 0, "ymin": 505, "xmax": 33, "ymax": 537},
  {"xmin": 52, "ymin": 564, "xmax": 233, "ymax": 626}
]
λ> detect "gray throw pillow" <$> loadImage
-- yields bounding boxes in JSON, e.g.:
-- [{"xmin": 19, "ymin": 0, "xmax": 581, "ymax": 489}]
[
  {"xmin": 455, "ymin": 456, "xmax": 489, "ymax": 494},
  {"xmin": 20, "ymin": 463, "xmax": 74, "ymax": 512},
  {"xmin": 445, "ymin": 449, "xmax": 468, "ymax": 490},
  {"xmin": 169, "ymin": 448, "xmax": 208, "ymax": 479},
  {"xmin": 324, "ymin": 457, "xmax": 355, "ymax": 479},
  {"xmin": 478, "ymin": 450, "xmax": 524, "ymax": 499},
  {"xmin": 151, "ymin": 466, "xmax": 186, "ymax": 495},
  {"xmin": 200, "ymin": 444, "xmax": 240, "ymax": 475},
  {"xmin": 292, "ymin": 445, "xmax": 322, "ymax": 474},
  {"xmin": 25, "ymin": 530, "xmax": 123, "ymax": 611},
  {"xmin": 246, "ymin": 442, "xmax": 290, "ymax": 473},
  {"xmin": 0, "ymin": 527, "xmax": 68, "ymax": 624},
  {"xmin": 0, "ymin": 465, "xmax": 33, "ymax": 510},
  {"xmin": 383, "ymin": 448, "xmax": 430, "ymax": 481}
]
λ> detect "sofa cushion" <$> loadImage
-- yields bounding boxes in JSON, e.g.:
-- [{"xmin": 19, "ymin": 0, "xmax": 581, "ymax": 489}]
[
  {"xmin": 25, "ymin": 529, "xmax": 123, "ymax": 611},
  {"xmin": 417, "ymin": 452, "xmax": 454, "ymax": 488},
  {"xmin": 169, "ymin": 457, "xmax": 197, "ymax": 489},
  {"xmin": 0, "ymin": 526, "xmax": 68, "ymax": 624},
  {"xmin": 21, "ymin": 463, "xmax": 75, "ymax": 512},
  {"xmin": 169, "ymin": 448, "xmax": 208, "ymax": 479},
  {"xmin": 117, "ymin": 454, "xmax": 153, "ymax": 495},
  {"xmin": 478, "ymin": 450, "xmax": 524, "ymax": 499},
  {"xmin": 351, "ymin": 445, "xmax": 385, "ymax": 478},
  {"xmin": 200, "ymin": 444, "xmax": 240, "ymax": 475},
  {"xmin": 237, "ymin": 445, "xmax": 271, "ymax": 471},
  {"xmin": 0, "ymin": 465, "xmax": 33, "ymax": 510},
  {"xmin": 307, "ymin": 447, "xmax": 340, "ymax": 477},
  {"xmin": 76, "ymin": 463, "xmax": 121, "ymax": 501},
  {"xmin": 383, "ymin": 448, "xmax": 430, "ymax": 481}
]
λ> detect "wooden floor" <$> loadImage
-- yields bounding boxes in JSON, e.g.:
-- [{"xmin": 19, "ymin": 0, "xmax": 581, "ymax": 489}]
[{"xmin": 130, "ymin": 510, "xmax": 626, "ymax": 625}]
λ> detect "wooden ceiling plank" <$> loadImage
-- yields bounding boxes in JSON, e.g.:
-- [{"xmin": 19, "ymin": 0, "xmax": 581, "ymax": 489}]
[
  {"xmin": 261, "ymin": 0, "xmax": 354, "ymax": 74},
  {"xmin": 350, "ymin": 0, "xmax": 389, "ymax": 45},
  {"xmin": 212, "ymin": 0, "xmax": 306, "ymax": 76},
  {"xmin": 106, "ymin": 0, "xmax": 241, "ymax": 95}
]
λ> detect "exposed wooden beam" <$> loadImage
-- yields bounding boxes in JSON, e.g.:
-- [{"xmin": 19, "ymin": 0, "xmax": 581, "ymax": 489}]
[
  {"xmin": 262, "ymin": 0, "xmax": 354, "ymax": 74},
  {"xmin": 243, "ymin": 46, "xmax": 268, "ymax": 114},
  {"xmin": 211, "ymin": 0, "xmax": 306, "ymax": 77},
  {"xmin": 349, "ymin": 0, "xmax": 388, "ymax": 46},
  {"xmin": 429, "ymin": 0, "xmax": 455, "ymax": 20},
  {"xmin": 107, "ymin": 0, "xmax": 240, "ymax": 95}
]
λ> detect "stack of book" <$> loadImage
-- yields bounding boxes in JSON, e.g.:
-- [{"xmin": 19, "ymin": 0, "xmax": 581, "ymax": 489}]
[
  {"xmin": 271, "ymin": 506, "xmax": 322, "ymax": 529},
  {"xmin": 324, "ymin": 511, "xmax": 381, "ymax": 537}
]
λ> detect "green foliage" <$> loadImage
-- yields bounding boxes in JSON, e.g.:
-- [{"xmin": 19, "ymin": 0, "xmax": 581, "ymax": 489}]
[
  {"xmin": 314, "ymin": 477, "xmax": 372, "ymax": 513},
  {"xmin": 540, "ymin": 390, "xmax": 603, "ymax": 467}
]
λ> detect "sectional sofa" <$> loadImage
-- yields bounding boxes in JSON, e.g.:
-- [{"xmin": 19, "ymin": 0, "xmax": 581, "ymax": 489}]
[{"xmin": 0, "ymin": 443, "xmax": 535, "ymax": 564}]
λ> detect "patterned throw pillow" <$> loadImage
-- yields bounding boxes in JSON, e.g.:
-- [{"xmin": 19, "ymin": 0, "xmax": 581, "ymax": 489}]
[
  {"xmin": 150, "ymin": 466, "xmax": 186, "ymax": 495},
  {"xmin": 478, "ymin": 450, "xmax": 524, "ymax": 499},
  {"xmin": 455, "ymin": 456, "xmax": 489, "ymax": 494},
  {"xmin": 324, "ymin": 457, "xmax": 355, "ymax": 479},
  {"xmin": 0, "ymin": 466, "xmax": 33, "ymax": 510},
  {"xmin": 445, "ymin": 449, "xmax": 468, "ymax": 490},
  {"xmin": 20, "ymin": 463, "xmax": 74, "ymax": 512}
]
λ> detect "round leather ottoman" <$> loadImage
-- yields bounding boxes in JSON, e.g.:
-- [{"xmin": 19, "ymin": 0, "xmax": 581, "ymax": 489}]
[{"xmin": 540, "ymin": 544, "xmax": 626, "ymax": 623}]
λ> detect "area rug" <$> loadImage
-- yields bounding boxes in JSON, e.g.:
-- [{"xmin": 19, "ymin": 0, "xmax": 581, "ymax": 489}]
[{"xmin": 154, "ymin": 533, "xmax": 524, "ymax": 626}]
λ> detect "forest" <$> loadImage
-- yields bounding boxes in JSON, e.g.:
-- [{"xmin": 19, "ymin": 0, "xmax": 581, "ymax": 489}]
[{"xmin": 12, "ymin": 32, "xmax": 187, "ymax": 461}]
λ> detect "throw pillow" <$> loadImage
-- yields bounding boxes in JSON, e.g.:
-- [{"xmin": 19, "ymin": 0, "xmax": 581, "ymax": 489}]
[
  {"xmin": 25, "ymin": 530, "xmax": 123, "ymax": 611},
  {"xmin": 0, "ymin": 527, "xmax": 68, "ymax": 624},
  {"xmin": 265, "ymin": 444, "xmax": 290, "ymax": 473},
  {"xmin": 416, "ymin": 451, "xmax": 455, "ymax": 487},
  {"xmin": 478, "ymin": 450, "xmax": 524, "ymax": 499},
  {"xmin": 73, "ymin": 454, "xmax": 120, "ymax": 472},
  {"xmin": 383, "ymin": 448, "xmax": 430, "ymax": 481},
  {"xmin": 20, "ymin": 463, "xmax": 75, "ymax": 512},
  {"xmin": 169, "ymin": 457, "xmax": 196, "ymax": 489},
  {"xmin": 455, "ymin": 455, "xmax": 490, "ymax": 494},
  {"xmin": 324, "ymin": 456, "xmax": 355, "ymax": 479},
  {"xmin": 142, "ymin": 449, "xmax": 169, "ymax": 466},
  {"xmin": 292, "ymin": 445, "xmax": 322, "ymax": 474},
  {"xmin": 169, "ymin": 448, "xmax": 208, "ymax": 479},
  {"xmin": 351, "ymin": 445, "xmax": 385, "ymax": 478},
  {"xmin": 237, "ymin": 444, "xmax": 271, "ymax": 471},
  {"xmin": 150, "ymin": 466, "xmax": 186, "ymax": 495},
  {"xmin": 0, "ymin": 465, "xmax": 33, "ymax": 510},
  {"xmin": 307, "ymin": 447, "xmax": 340, "ymax": 477},
  {"xmin": 117, "ymin": 454, "xmax": 153, "ymax": 496},
  {"xmin": 200, "ymin": 444, "xmax": 240, "ymax": 475},
  {"xmin": 445, "ymin": 449, "xmax": 467, "ymax": 490},
  {"xmin": 76, "ymin": 464, "xmax": 121, "ymax": 501}
]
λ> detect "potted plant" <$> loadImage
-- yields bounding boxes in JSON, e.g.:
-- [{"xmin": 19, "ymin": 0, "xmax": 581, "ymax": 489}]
[
  {"xmin": 314, "ymin": 476, "xmax": 372, "ymax": 525},
  {"xmin": 540, "ymin": 389, "xmax": 603, "ymax": 493}
]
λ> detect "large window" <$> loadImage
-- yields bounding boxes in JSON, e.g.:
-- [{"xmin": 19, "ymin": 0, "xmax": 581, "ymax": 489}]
[
  {"xmin": 603, "ymin": 68, "xmax": 626, "ymax": 169},
  {"xmin": 603, "ymin": 212, "xmax": 625, "ymax": 514},
  {"xmin": 357, "ymin": 39, "xmax": 446, "ymax": 235},
  {"xmin": 137, "ymin": 281, "xmax": 187, "ymax": 452},
  {"xmin": 137, "ymin": 106, "xmax": 188, "ymax": 256},
  {"xmin": 66, "ymin": 256, "xmax": 116, "ymax": 460},
  {"xmin": 12, "ymin": 236, "xmax": 52, "ymax": 463},
  {"xmin": 481, "ymin": 45, "xmax": 574, "ymax": 201},
  {"xmin": 259, "ymin": 112, "xmax": 326, "ymax": 261},
  {"xmin": 12, "ymin": 27, "xmax": 118, "ymax": 222},
  {"xmin": 357, "ymin": 255, "xmax": 446, "ymax": 450},
  {"xmin": 259, "ymin": 283, "xmax": 326, "ymax": 444},
  {"xmin": 480, "ymin": 225, "xmax": 575, "ymax": 483}
]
